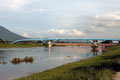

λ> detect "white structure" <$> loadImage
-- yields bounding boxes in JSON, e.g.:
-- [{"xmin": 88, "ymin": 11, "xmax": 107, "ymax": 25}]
[{"xmin": 48, "ymin": 40, "xmax": 52, "ymax": 48}]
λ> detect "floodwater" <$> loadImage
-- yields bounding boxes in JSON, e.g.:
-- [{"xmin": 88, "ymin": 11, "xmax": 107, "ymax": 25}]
[{"xmin": 0, "ymin": 46, "xmax": 103, "ymax": 80}]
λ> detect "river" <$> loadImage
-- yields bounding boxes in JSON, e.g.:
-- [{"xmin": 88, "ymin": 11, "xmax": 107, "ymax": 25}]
[{"xmin": 0, "ymin": 46, "xmax": 103, "ymax": 80}]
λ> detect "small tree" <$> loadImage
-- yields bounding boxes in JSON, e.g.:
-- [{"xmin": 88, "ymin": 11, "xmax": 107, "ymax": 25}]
[{"xmin": 0, "ymin": 38, "xmax": 5, "ymax": 43}]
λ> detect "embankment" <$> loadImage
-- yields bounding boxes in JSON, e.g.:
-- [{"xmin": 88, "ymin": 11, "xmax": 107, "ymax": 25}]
[{"xmin": 16, "ymin": 46, "xmax": 120, "ymax": 80}]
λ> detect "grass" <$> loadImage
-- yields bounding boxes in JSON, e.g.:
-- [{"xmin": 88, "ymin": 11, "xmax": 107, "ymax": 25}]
[
  {"xmin": 0, "ymin": 43, "xmax": 43, "ymax": 48},
  {"xmin": 16, "ymin": 46, "xmax": 120, "ymax": 80},
  {"xmin": 0, "ymin": 43, "xmax": 76, "ymax": 48}
]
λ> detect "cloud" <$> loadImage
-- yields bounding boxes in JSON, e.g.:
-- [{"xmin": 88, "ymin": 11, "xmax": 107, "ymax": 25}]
[
  {"xmin": 88, "ymin": 26, "xmax": 106, "ymax": 33},
  {"xmin": 0, "ymin": 0, "xmax": 28, "ymax": 11},
  {"xmin": 31, "ymin": 8, "xmax": 49, "ymax": 13},
  {"xmin": 39, "ymin": 8, "xmax": 48, "ymax": 13},
  {"xmin": 21, "ymin": 11, "xmax": 120, "ymax": 39},
  {"xmin": 85, "ymin": 12, "xmax": 120, "ymax": 38},
  {"xmin": 88, "ymin": 12, "xmax": 120, "ymax": 28},
  {"xmin": 22, "ymin": 33, "xmax": 29, "ymax": 37},
  {"xmin": 36, "ymin": 29, "xmax": 86, "ymax": 38},
  {"xmin": 94, "ymin": 13, "xmax": 120, "ymax": 21}
]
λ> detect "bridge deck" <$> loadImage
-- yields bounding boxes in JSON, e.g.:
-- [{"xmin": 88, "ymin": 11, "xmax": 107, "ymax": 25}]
[
  {"xmin": 12, "ymin": 38, "xmax": 120, "ymax": 44},
  {"xmin": 54, "ymin": 43, "xmax": 117, "ymax": 46}
]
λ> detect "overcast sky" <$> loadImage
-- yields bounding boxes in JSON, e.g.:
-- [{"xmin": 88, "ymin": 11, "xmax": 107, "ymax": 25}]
[{"xmin": 0, "ymin": 0, "xmax": 120, "ymax": 38}]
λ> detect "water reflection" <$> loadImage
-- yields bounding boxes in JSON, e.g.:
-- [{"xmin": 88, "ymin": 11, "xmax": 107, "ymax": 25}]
[
  {"xmin": 0, "ymin": 47, "xmax": 103, "ymax": 65},
  {"xmin": 48, "ymin": 48, "xmax": 51, "ymax": 57},
  {"xmin": 0, "ymin": 46, "xmax": 103, "ymax": 80},
  {"xmin": 91, "ymin": 46, "xmax": 105, "ymax": 56},
  {"xmin": 91, "ymin": 47, "xmax": 99, "ymax": 55},
  {"xmin": 0, "ymin": 61, "xmax": 7, "ymax": 65},
  {"xmin": 0, "ymin": 50, "xmax": 9, "ymax": 60}
]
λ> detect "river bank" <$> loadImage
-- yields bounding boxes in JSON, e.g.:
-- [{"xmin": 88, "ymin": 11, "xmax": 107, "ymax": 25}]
[
  {"xmin": 15, "ymin": 46, "xmax": 120, "ymax": 80},
  {"xmin": 0, "ymin": 43, "xmax": 43, "ymax": 48},
  {"xmin": 0, "ymin": 43, "xmax": 91, "ymax": 48}
]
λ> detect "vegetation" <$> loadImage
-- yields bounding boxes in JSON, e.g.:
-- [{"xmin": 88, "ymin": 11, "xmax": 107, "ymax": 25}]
[
  {"xmin": 11, "ymin": 56, "xmax": 34, "ymax": 64},
  {"xmin": 0, "ymin": 43, "xmax": 43, "ymax": 48},
  {"xmin": 0, "ymin": 43, "xmax": 67, "ymax": 48},
  {"xmin": 0, "ymin": 39, "xmax": 5, "ymax": 43},
  {"xmin": 16, "ymin": 46, "xmax": 120, "ymax": 80}
]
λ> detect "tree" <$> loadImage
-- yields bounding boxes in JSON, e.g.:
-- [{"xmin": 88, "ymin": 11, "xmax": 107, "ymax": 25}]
[
  {"xmin": 0, "ymin": 38, "xmax": 5, "ymax": 43},
  {"xmin": 102, "ymin": 40, "xmax": 113, "ymax": 44}
]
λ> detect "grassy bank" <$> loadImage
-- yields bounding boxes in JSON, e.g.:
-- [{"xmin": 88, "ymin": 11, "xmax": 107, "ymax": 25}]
[
  {"xmin": 16, "ymin": 46, "xmax": 120, "ymax": 80},
  {"xmin": 0, "ymin": 43, "xmax": 43, "ymax": 48},
  {"xmin": 0, "ymin": 43, "xmax": 69, "ymax": 48}
]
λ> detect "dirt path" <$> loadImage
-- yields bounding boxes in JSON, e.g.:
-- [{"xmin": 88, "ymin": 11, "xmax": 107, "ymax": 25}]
[{"xmin": 113, "ymin": 72, "xmax": 120, "ymax": 80}]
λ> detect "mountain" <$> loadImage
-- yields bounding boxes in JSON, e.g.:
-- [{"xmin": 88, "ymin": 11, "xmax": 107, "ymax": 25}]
[{"xmin": 0, "ymin": 26, "xmax": 26, "ymax": 41}]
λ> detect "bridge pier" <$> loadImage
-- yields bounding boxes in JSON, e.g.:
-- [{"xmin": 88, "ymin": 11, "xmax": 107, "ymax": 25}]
[
  {"xmin": 93, "ymin": 40, "xmax": 98, "ymax": 46},
  {"xmin": 91, "ymin": 40, "xmax": 98, "ymax": 48},
  {"xmin": 48, "ymin": 40, "xmax": 52, "ymax": 48}
]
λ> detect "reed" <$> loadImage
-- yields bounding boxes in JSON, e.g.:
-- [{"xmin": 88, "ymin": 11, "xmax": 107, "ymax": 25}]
[{"xmin": 11, "ymin": 57, "xmax": 34, "ymax": 64}]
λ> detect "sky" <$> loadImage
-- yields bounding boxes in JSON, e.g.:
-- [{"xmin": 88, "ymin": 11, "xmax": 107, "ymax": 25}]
[{"xmin": 0, "ymin": 0, "xmax": 120, "ymax": 38}]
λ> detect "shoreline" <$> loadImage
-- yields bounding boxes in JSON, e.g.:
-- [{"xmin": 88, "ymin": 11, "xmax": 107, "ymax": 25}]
[
  {"xmin": 0, "ymin": 43, "xmax": 116, "ymax": 48},
  {"xmin": 15, "ymin": 46, "xmax": 120, "ymax": 80},
  {"xmin": 0, "ymin": 43, "xmax": 91, "ymax": 48},
  {"xmin": 0, "ymin": 43, "xmax": 44, "ymax": 48}
]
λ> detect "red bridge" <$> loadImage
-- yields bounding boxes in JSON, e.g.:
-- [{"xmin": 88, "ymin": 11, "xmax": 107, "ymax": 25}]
[{"xmin": 54, "ymin": 43, "xmax": 117, "ymax": 46}]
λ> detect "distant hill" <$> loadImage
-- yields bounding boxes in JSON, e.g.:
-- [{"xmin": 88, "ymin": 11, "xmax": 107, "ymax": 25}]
[{"xmin": 0, "ymin": 26, "xmax": 26, "ymax": 41}]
